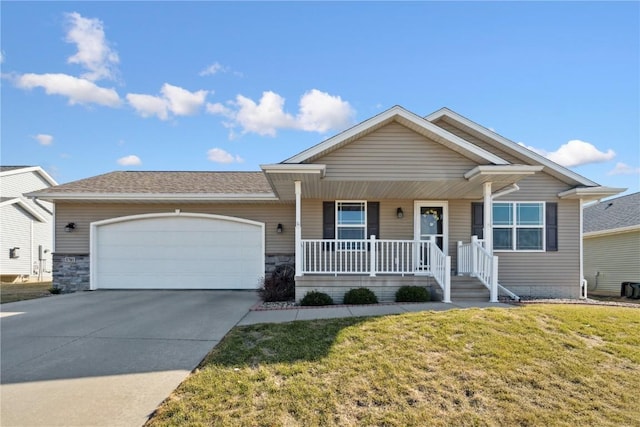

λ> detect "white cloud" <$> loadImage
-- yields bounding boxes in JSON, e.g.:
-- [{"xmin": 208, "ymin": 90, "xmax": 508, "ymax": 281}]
[
  {"xmin": 207, "ymin": 89, "xmax": 355, "ymax": 137},
  {"xmin": 161, "ymin": 83, "xmax": 208, "ymax": 116},
  {"xmin": 117, "ymin": 155, "xmax": 142, "ymax": 166},
  {"xmin": 15, "ymin": 73, "xmax": 121, "ymax": 107},
  {"xmin": 127, "ymin": 83, "xmax": 208, "ymax": 120},
  {"xmin": 0, "ymin": 51, "xmax": 4, "ymax": 64},
  {"xmin": 34, "ymin": 134, "xmax": 54, "ymax": 146},
  {"xmin": 199, "ymin": 62, "xmax": 226, "ymax": 76},
  {"xmin": 518, "ymin": 139, "xmax": 615, "ymax": 168},
  {"xmin": 296, "ymin": 89, "xmax": 355, "ymax": 132},
  {"xmin": 207, "ymin": 148, "xmax": 244, "ymax": 164},
  {"xmin": 608, "ymin": 162, "xmax": 640, "ymax": 176},
  {"xmin": 126, "ymin": 93, "xmax": 169, "ymax": 119},
  {"xmin": 233, "ymin": 91, "xmax": 297, "ymax": 136},
  {"xmin": 65, "ymin": 12, "xmax": 119, "ymax": 82}
]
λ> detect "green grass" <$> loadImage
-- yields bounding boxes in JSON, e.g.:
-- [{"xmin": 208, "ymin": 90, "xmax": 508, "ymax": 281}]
[
  {"xmin": 147, "ymin": 305, "xmax": 640, "ymax": 427},
  {"xmin": 0, "ymin": 281, "xmax": 53, "ymax": 304}
]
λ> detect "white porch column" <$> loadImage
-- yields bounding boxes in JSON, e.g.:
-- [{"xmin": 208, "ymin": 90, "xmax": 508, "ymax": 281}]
[
  {"xmin": 483, "ymin": 182, "xmax": 493, "ymax": 254},
  {"xmin": 294, "ymin": 180, "xmax": 302, "ymax": 277}
]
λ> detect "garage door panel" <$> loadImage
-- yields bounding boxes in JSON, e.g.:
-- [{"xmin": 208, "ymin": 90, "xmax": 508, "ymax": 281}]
[{"xmin": 93, "ymin": 214, "xmax": 264, "ymax": 290}]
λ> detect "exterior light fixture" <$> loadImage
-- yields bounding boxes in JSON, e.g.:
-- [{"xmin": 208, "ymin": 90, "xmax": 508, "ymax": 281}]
[
  {"xmin": 396, "ymin": 207, "xmax": 404, "ymax": 219},
  {"xmin": 276, "ymin": 223, "xmax": 283, "ymax": 233},
  {"xmin": 65, "ymin": 222, "xmax": 76, "ymax": 232}
]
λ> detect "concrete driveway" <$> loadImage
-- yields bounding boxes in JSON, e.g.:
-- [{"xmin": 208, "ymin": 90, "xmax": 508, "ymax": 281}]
[{"xmin": 0, "ymin": 290, "xmax": 258, "ymax": 427}]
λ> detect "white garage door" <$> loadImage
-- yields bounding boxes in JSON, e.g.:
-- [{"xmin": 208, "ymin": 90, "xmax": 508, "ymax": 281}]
[{"xmin": 91, "ymin": 213, "xmax": 264, "ymax": 290}]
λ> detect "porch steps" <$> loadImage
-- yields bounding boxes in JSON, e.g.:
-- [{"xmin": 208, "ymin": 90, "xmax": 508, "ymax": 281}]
[{"xmin": 450, "ymin": 275, "xmax": 490, "ymax": 301}]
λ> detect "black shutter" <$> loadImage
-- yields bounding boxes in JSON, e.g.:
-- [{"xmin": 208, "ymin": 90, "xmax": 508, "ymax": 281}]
[
  {"xmin": 367, "ymin": 202, "xmax": 380, "ymax": 239},
  {"xmin": 546, "ymin": 202, "xmax": 558, "ymax": 251},
  {"xmin": 471, "ymin": 202, "xmax": 484, "ymax": 239},
  {"xmin": 322, "ymin": 202, "xmax": 335, "ymax": 239}
]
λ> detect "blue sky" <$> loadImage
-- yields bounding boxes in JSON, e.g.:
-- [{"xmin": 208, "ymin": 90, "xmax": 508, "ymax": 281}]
[{"xmin": 2, "ymin": 2, "xmax": 639, "ymax": 194}]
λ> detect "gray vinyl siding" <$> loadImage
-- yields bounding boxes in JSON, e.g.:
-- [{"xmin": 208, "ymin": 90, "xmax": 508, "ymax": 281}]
[
  {"xmin": 54, "ymin": 202, "xmax": 295, "ymax": 254},
  {"xmin": 302, "ymin": 195, "xmax": 581, "ymax": 298},
  {"xmin": 584, "ymin": 231, "xmax": 640, "ymax": 295},
  {"xmin": 301, "ymin": 199, "xmax": 415, "ymax": 240},
  {"xmin": 0, "ymin": 206, "xmax": 33, "ymax": 276},
  {"xmin": 431, "ymin": 118, "xmax": 524, "ymax": 164},
  {"xmin": 496, "ymin": 200, "xmax": 581, "ymax": 298},
  {"xmin": 315, "ymin": 122, "xmax": 479, "ymax": 180}
]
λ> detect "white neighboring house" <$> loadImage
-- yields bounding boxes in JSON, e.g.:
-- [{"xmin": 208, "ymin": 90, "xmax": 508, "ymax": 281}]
[{"xmin": 0, "ymin": 166, "xmax": 57, "ymax": 282}]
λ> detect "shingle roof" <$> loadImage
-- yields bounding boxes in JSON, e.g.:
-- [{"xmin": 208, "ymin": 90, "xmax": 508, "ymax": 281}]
[
  {"xmin": 31, "ymin": 171, "xmax": 274, "ymax": 195},
  {"xmin": 583, "ymin": 192, "xmax": 640, "ymax": 233}
]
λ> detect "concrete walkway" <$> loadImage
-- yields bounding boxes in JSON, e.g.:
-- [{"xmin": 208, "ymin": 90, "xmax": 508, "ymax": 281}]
[{"xmin": 239, "ymin": 301, "xmax": 513, "ymax": 325}]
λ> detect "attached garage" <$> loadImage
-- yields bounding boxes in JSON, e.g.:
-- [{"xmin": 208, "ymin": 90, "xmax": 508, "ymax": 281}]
[{"xmin": 90, "ymin": 212, "xmax": 264, "ymax": 290}]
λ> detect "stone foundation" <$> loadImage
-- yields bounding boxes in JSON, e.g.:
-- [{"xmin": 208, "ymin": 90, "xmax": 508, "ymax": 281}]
[
  {"xmin": 265, "ymin": 254, "xmax": 295, "ymax": 274},
  {"xmin": 52, "ymin": 253, "xmax": 90, "ymax": 292}
]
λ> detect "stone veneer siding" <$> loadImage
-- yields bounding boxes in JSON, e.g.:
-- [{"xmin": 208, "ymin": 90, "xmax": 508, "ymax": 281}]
[
  {"xmin": 264, "ymin": 253, "xmax": 295, "ymax": 274},
  {"xmin": 52, "ymin": 253, "xmax": 295, "ymax": 293},
  {"xmin": 53, "ymin": 253, "xmax": 90, "ymax": 292}
]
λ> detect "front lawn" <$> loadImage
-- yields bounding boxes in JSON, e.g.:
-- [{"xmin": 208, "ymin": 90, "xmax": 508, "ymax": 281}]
[
  {"xmin": 147, "ymin": 305, "xmax": 639, "ymax": 427},
  {"xmin": 0, "ymin": 281, "xmax": 53, "ymax": 304}
]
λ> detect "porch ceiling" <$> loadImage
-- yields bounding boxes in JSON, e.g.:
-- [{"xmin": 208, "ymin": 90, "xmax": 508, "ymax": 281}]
[{"xmin": 265, "ymin": 170, "xmax": 532, "ymax": 201}]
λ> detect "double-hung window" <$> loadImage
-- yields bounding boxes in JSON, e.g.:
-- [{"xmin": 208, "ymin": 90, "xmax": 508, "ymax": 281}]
[
  {"xmin": 336, "ymin": 201, "xmax": 366, "ymax": 250},
  {"xmin": 493, "ymin": 202, "xmax": 545, "ymax": 251}
]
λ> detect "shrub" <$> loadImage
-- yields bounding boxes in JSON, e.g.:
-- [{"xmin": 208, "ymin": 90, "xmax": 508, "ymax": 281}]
[
  {"xmin": 49, "ymin": 287, "xmax": 61, "ymax": 294},
  {"xmin": 395, "ymin": 286, "xmax": 430, "ymax": 302},
  {"xmin": 343, "ymin": 287, "xmax": 378, "ymax": 305},
  {"xmin": 300, "ymin": 291, "xmax": 334, "ymax": 306},
  {"xmin": 259, "ymin": 264, "xmax": 295, "ymax": 302}
]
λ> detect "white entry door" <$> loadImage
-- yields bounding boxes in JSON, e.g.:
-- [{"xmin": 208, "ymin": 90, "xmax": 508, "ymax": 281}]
[{"xmin": 414, "ymin": 201, "xmax": 448, "ymax": 272}]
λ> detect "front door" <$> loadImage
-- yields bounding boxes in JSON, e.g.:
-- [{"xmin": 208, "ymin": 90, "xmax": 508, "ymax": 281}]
[{"xmin": 414, "ymin": 201, "xmax": 448, "ymax": 271}]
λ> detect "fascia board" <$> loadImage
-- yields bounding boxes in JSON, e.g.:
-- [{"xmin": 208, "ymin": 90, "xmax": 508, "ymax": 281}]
[
  {"xmin": 283, "ymin": 106, "xmax": 509, "ymax": 165},
  {"xmin": 1, "ymin": 198, "xmax": 48, "ymax": 222},
  {"xmin": 558, "ymin": 187, "xmax": 627, "ymax": 200},
  {"xmin": 27, "ymin": 193, "xmax": 279, "ymax": 202},
  {"xmin": 260, "ymin": 164, "xmax": 326, "ymax": 177},
  {"xmin": 464, "ymin": 165, "xmax": 544, "ymax": 180},
  {"xmin": 425, "ymin": 108, "xmax": 600, "ymax": 187},
  {"xmin": 584, "ymin": 224, "xmax": 640, "ymax": 238}
]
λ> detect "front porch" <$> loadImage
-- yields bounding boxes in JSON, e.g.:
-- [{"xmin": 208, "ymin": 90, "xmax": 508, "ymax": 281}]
[
  {"xmin": 262, "ymin": 162, "xmax": 541, "ymax": 304},
  {"xmin": 296, "ymin": 235, "xmax": 501, "ymax": 303}
]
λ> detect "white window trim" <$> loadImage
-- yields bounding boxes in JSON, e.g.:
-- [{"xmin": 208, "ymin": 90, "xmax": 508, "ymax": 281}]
[
  {"xmin": 493, "ymin": 201, "xmax": 546, "ymax": 252},
  {"xmin": 335, "ymin": 200, "xmax": 367, "ymax": 250}
]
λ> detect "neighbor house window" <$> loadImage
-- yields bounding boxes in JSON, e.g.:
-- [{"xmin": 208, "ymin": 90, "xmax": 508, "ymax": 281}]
[
  {"xmin": 336, "ymin": 201, "xmax": 366, "ymax": 249},
  {"xmin": 493, "ymin": 202, "xmax": 545, "ymax": 251}
]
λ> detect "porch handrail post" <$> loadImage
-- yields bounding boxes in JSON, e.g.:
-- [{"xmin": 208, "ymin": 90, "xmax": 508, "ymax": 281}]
[
  {"xmin": 369, "ymin": 235, "xmax": 376, "ymax": 277},
  {"xmin": 471, "ymin": 235, "xmax": 478, "ymax": 276},
  {"xmin": 444, "ymin": 255, "xmax": 451, "ymax": 303},
  {"xmin": 456, "ymin": 241, "xmax": 462, "ymax": 276},
  {"xmin": 294, "ymin": 181, "xmax": 302, "ymax": 277},
  {"xmin": 490, "ymin": 255, "xmax": 499, "ymax": 302}
]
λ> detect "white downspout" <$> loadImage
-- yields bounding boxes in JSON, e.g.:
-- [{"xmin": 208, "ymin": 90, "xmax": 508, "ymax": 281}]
[
  {"xmin": 491, "ymin": 183, "xmax": 520, "ymax": 200},
  {"xmin": 579, "ymin": 198, "xmax": 586, "ymax": 299},
  {"xmin": 294, "ymin": 181, "xmax": 302, "ymax": 277}
]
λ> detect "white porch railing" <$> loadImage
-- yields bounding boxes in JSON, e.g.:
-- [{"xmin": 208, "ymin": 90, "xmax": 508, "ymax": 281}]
[
  {"xmin": 457, "ymin": 235, "xmax": 498, "ymax": 302},
  {"xmin": 300, "ymin": 236, "xmax": 451, "ymax": 303}
]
